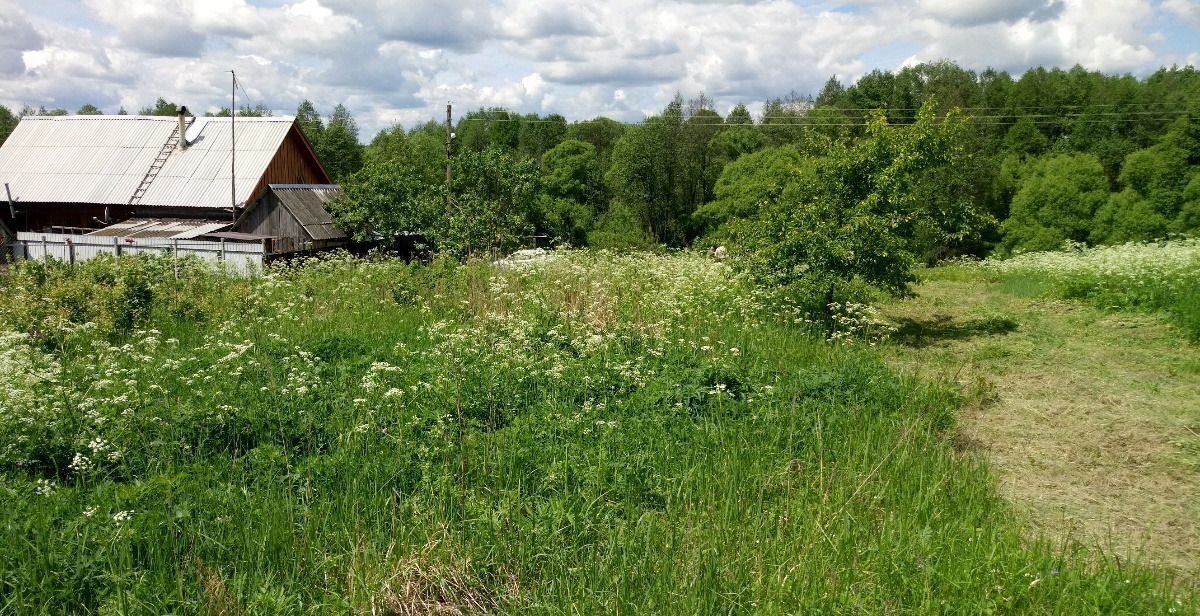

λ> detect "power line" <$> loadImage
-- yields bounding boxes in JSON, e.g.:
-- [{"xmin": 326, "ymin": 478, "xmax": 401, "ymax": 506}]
[
  {"xmin": 231, "ymin": 73, "xmax": 265, "ymax": 116},
  {"xmin": 457, "ymin": 113, "xmax": 1190, "ymax": 128},
  {"xmin": 456, "ymin": 100, "xmax": 1199, "ymax": 126}
]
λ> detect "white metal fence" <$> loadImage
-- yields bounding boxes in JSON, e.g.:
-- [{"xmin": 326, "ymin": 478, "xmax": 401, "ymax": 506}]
[{"xmin": 5, "ymin": 232, "xmax": 265, "ymax": 272}]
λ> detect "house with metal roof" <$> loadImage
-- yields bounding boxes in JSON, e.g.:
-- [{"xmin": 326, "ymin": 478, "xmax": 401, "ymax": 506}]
[{"xmin": 0, "ymin": 110, "xmax": 347, "ymax": 254}]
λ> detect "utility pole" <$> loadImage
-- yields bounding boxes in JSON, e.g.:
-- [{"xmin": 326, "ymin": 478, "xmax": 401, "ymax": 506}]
[
  {"xmin": 231, "ymin": 69, "xmax": 237, "ymax": 221},
  {"xmin": 445, "ymin": 102, "xmax": 453, "ymax": 215}
]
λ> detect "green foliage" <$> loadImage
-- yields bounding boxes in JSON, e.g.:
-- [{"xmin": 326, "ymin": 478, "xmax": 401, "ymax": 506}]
[
  {"xmin": 0, "ymin": 252, "xmax": 1189, "ymax": 612},
  {"xmin": 1092, "ymin": 189, "xmax": 1170, "ymax": 244},
  {"xmin": 295, "ymin": 99, "xmax": 324, "ymax": 150},
  {"xmin": 734, "ymin": 104, "xmax": 987, "ymax": 305},
  {"xmin": 586, "ymin": 200, "xmax": 659, "ymax": 251},
  {"xmin": 137, "ymin": 98, "xmax": 180, "ymax": 116},
  {"xmin": 536, "ymin": 139, "xmax": 604, "ymax": 245},
  {"xmin": 565, "ymin": 117, "xmax": 626, "ymax": 173},
  {"xmin": 535, "ymin": 197, "xmax": 594, "ymax": 247},
  {"xmin": 1002, "ymin": 118, "xmax": 1049, "ymax": 157},
  {"xmin": 453, "ymin": 108, "xmax": 565, "ymax": 159},
  {"xmin": 725, "ymin": 103, "xmax": 753, "ymax": 125},
  {"xmin": 542, "ymin": 139, "xmax": 602, "ymax": 206},
  {"xmin": 692, "ymin": 146, "xmax": 810, "ymax": 236},
  {"xmin": 328, "ymin": 160, "xmax": 440, "ymax": 242},
  {"xmin": 207, "ymin": 104, "xmax": 273, "ymax": 117},
  {"xmin": 364, "ymin": 124, "xmax": 412, "ymax": 166},
  {"xmin": 982, "ymin": 238, "xmax": 1200, "ymax": 340},
  {"xmin": 1001, "ymin": 153, "xmax": 1110, "ymax": 253},
  {"xmin": 605, "ymin": 119, "xmax": 673, "ymax": 242},
  {"xmin": 436, "ymin": 148, "xmax": 539, "ymax": 258},
  {"xmin": 1092, "ymin": 114, "xmax": 1200, "ymax": 242},
  {"xmin": 0, "ymin": 105, "xmax": 15, "ymax": 146},
  {"xmin": 517, "ymin": 113, "xmax": 567, "ymax": 160},
  {"xmin": 317, "ymin": 104, "xmax": 364, "ymax": 183},
  {"xmin": 707, "ymin": 126, "xmax": 767, "ymax": 171},
  {"xmin": 1175, "ymin": 175, "xmax": 1200, "ymax": 234},
  {"xmin": 75, "ymin": 104, "xmax": 102, "ymax": 116}
]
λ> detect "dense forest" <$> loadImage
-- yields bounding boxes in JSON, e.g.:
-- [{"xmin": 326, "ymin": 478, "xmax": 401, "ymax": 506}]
[{"xmin": 3, "ymin": 61, "xmax": 1199, "ymax": 265}]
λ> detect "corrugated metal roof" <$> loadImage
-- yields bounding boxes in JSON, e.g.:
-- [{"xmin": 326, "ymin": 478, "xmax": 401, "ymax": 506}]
[
  {"xmin": 268, "ymin": 184, "xmax": 349, "ymax": 241},
  {"xmin": 86, "ymin": 218, "xmax": 231, "ymax": 239},
  {"xmin": 0, "ymin": 115, "xmax": 297, "ymax": 210}
]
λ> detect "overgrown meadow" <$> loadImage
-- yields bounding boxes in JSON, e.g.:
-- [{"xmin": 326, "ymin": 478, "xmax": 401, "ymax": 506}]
[
  {"xmin": 977, "ymin": 238, "xmax": 1200, "ymax": 340},
  {"xmin": 0, "ymin": 251, "xmax": 1191, "ymax": 613}
]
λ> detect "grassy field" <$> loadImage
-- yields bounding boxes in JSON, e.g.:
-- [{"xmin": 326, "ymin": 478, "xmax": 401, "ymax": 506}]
[
  {"xmin": 882, "ymin": 264, "xmax": 1200, "ymax": 580},
  {"xmin": 0, "ymin": 251, "xmax": 1194, "ymax": 613},
  {"xmin": 977, "ymin": 239, "xmax": 1200, "ymax": 341}
]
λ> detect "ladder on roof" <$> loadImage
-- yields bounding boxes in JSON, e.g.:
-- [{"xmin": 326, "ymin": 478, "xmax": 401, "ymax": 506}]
[{"xmin": 128, "ymin": 119, "xmax": 192, "ymax": 206}]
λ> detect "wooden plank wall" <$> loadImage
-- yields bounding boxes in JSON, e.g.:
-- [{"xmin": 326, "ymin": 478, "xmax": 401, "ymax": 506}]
[
  {"xmin": 245, "ymin": 126, "xmax": 332, "ymax": 207},
  {"xmin": 238, "ymin": 192, "xmax": 306, "ymax": 253}
]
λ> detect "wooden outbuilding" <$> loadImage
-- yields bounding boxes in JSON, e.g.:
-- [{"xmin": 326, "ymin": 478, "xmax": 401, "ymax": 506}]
[{"xmin": 235, "ymin": 184, "xmax": 349, "ymax": 253}]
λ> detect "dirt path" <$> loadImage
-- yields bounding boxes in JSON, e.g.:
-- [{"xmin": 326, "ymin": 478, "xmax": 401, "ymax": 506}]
[{"xmin": 882, "ymin": 270, "xmax": 1200, "ymax": 581}]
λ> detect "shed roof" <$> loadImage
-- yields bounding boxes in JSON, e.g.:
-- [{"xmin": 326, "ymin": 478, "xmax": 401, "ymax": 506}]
[
  {"xmin": 0, "ymin": 115, "xmax": 298, "ymax": 210},
  {"xmin": 85, "ymin": 218, "xmax": 231, "ymax": 239},
  {"xmin": 267, "ymin": 184, "xmax": 348, "ymax": 241}
]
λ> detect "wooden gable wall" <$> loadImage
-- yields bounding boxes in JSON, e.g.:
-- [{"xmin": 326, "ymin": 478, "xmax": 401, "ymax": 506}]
[{"xmin": 244, "ymin": 125, "xmax": 332, "ymax": 209}]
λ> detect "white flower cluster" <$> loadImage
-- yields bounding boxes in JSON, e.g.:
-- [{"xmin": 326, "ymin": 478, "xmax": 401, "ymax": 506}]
[{"xmin": 979, "ymin": 238, "xmax": 1200, "ymax": 292}]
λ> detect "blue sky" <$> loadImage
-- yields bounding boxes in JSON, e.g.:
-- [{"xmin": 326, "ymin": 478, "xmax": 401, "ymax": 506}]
[{"xmin": 1, "ymin": 0, "xmax": 1198, "ymax": 138}]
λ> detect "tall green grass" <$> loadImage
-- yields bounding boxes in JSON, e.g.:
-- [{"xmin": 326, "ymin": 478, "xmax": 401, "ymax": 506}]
[
  {"xmin": 0, "ymin": 252, "xmax": 1191, "ymax": 613},
  {"xmin": 976, "ymin": 239, "xmax": 1200, "ymax": 340}
]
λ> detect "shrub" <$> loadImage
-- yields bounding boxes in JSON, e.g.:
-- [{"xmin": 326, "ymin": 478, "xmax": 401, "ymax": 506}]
[{"xmin": 1000, "ymin": 153, "xmax": 1110, "ymax": 254}]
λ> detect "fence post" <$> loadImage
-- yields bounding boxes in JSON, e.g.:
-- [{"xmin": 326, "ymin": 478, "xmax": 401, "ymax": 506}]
[
  {"xmin": 41, "ymin": 236, "xmax": 48, "ymax": 264},
  {"xmin": 113, "ymin": 236, "xmax": 122, "ymax": 257},
  {"xmin": 219, "ymin": 238, "xmax": 226, "ymax": 263},
  {"xmin": 67, "ymin": 238, "xmax": 75, "ymax": 266},
  {"xmin": 173, "ymin": 239, "xmax": 179, "ymax": 280}
]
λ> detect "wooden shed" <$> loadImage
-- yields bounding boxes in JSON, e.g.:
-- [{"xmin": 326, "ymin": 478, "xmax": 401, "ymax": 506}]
[{"xmin": 235, "ymin": 184, "xmax": 349, "ymax": 254}]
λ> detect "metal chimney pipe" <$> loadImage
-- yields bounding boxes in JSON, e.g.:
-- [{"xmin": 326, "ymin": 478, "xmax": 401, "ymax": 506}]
[{"xmin": 177, "ymin": 105, "xmax": 189, "ymax": 150}]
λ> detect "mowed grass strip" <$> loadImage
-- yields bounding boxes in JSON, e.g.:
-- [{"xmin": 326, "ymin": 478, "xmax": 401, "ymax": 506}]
[
  {"xmin": 0, "ymin": 251, "xmax": 1192, "ymax": 613},
  {"xmin": 883, "ymin": 263, "xmax": 1200, "ymax": 584}
]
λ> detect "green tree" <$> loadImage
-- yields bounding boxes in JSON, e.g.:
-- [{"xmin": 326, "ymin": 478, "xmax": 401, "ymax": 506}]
[
  {"xmin": 517, "ymin": 113, "xmax": 567, "ymax": 160},
  {"xmin": 1000, "ymin": 153, "xmax": 1110, "ymax": 253},
  {"xmin": 537, "ymin": 139, "xmax": 604, "ymax": 244},
  {"xmin": 1002, "ymin": 118, "xmax": 1049, "ymax": 157},
  {"xmin": 733, "ymin": 104, "xmax": 986, "ymax": 311},
  {"xmin": 365, "ymin": 124, "xmax": 412, "ymax": 166},
  {"xmin": 587, "ymin": 200, "xmax": 659, "ymax": 251},
  {"xmin": 760, "ymin": 93, "xmax": 812, "ymax": 145},
  {"xmin": 726, "ymin": 103, "xmax": 754, "ymax": 125},
  {"xmin": 542, "ymin": 139, "xmax": 602, "ymax": 206},
  {"xmin": 605, "ymin": 119, "xmax": 672, "ymax": 242},
  {"xmin": 1091, "ymin": 189, "xmax": 1170, "ymax": 244},
  {"xmin": 438, "ymin": 148, "xmax": 539, "ymax": 258},
  {"xmin": 565, "ymin": 117, "xmax": 626, "ymax": 173},
  {"xmin": 317, "ymin": 104, "xmax": 364, "ymax": 183},
  {"xmin": 76, "ymin": 104, "xmax": 103, "ymax": 115},
  {"xmin": 707, "ymin": 127, "xmax": 766, "ymax": 169},
  {"xmin": 1174, "ymin": 174, "xmax": 1200, "ymax": 234},
  {"xmin": 1089, "ymin": 114, "xmax": 1200, "ymax": 241},
  {"xmin": 208, "ymin": 104, "xmax": 272, "ymax": 117},
  {"xmin": 138, "ymin": 98, "xmax": 180, "ymax": 116},
  {"xmin": 692, "ymin": 146, "xmax": 810, "ymax": 236},
  {"xmin": 0, "ymin": 106, "xmax": 16, "ymax": 146},
  {"xmin": 295, "ymin": 100, "xmax": 324, "ymax": 151},
  {"xmin": 328, "ymin": 160, "xmax": 440, "ymax": 242}
]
